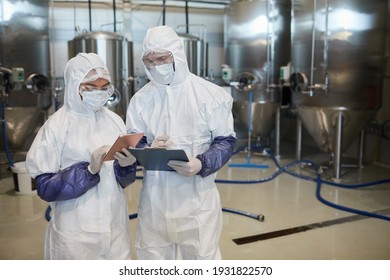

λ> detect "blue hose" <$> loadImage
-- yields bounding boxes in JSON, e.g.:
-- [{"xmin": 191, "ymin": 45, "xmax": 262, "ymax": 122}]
[
  {"xmin": 286, "ymin": 159, "xmax": 390, "ymax": 221},
  {"xmin": 129, "ymin": 208, "xmax": 264, "ymax": 222},
  {"xmin": 0, "ymin": 99, "xmax": 14, "ymax": 166},
  {"xmin": 216, "ymin": 145, "xmax": 390, "ymax": 221},
  {"xmin": 258, "ymin": 148, "xmax": 390, "ymax": 221},
  {"xmin": 223, "ymin": 207, "xmax": 265, "ymax": 221},
  {"xmin": 308, "ymin": 161, "xmax": 390, "ymax": 221}
]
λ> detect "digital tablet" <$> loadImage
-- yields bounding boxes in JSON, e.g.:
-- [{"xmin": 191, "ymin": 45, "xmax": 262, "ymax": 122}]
[
  {"xmin": 103, "ymin": 133, "xmax": 144, "ymax": 161},
  {"xmin": 129, "ymin": 148, "xmax": 189, "ymax": 171}
]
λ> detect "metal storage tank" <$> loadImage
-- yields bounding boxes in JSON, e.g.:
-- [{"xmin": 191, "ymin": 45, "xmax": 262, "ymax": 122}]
[
  {"xmin": 290, "ymin": 0, "xmax": 387, "ymax": 178},
  {"xmin": 178, "ymin": 32, "xmax": 208, "ymax": 78},
  {"xmin": 225, "ymin": 0, "xmax": 291, "ymax": 141},
  {"xmin": 0, "ymin": 0, "xmax": 51, "ymax": 152},
  {"xmin": 68, "ymin": 31, "xmax": 134, "ymax": 120}
]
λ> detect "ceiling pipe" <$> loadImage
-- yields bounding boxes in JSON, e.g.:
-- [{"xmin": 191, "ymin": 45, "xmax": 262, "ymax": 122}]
[
  {"xmin": 162, "ymin": 0, "xmax": 166, "ymax": 25},
  {"xmin": 185, "ymin": 1, "xmax": 189, "ymax": 33},
  {"xmin": 113, "ymin": 0, "xmax": 117, "ymax": 32},
  {"xmin": 88, "ymin": 0, "xmax": 92, "ymax": 31}
]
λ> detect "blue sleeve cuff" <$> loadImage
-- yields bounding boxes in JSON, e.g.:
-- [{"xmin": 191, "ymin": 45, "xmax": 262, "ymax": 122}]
[
  {"xmin": 196, "ymin": 135, "xmax": 237, "ymax": 178},
  {"xmin": 35, "ymin": 161, "xmax": 100, "ymax": 202}
]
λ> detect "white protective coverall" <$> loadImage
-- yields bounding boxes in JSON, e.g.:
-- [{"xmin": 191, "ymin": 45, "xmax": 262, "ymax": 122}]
[
  {"xmin": 26, "ymin": 53, "xmax": 135, "ymax": 259},
  {"xmin": 126, "ymin": 26, "xmax": 237, "ymax": 259}
]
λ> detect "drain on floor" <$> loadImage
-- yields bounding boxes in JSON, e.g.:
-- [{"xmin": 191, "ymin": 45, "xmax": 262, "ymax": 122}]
[{"xmin": 233, "ymin": 208, "xmax": 390, "ymax": 245}]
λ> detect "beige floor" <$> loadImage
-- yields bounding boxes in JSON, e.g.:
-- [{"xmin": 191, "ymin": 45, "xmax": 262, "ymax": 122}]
[{"xmin": 1, "ymin": 149, "xmax": 390, "ymax": 260}]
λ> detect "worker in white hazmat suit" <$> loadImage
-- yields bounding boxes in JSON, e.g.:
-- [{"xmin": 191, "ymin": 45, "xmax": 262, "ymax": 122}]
[
  {"xmin": 26, "ymin": 53, "xmax": 137, "ymax": 260},
  {"xmin": 126, "ymin": 26, "xmax": 237, "ymax": 260}
]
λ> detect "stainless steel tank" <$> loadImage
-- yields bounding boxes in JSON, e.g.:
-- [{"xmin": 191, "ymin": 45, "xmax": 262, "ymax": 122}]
[
  {"xmin": 225, "ymin": 0, "xmax": 291, "ymax": 138},
  {"xmin": 178, "ymin": 33, "xmax": 207, "ymax": 78},
  {"xmin": 68, "ymin": 31, "xmax": 134, "ymax": 120},
  {"xmin": 290, "ymin": 0, "xmax": 387, "ymax": 177},
  {"xmin": 0, "ymin": 0, "xmax": 51, "ymax": 151}
]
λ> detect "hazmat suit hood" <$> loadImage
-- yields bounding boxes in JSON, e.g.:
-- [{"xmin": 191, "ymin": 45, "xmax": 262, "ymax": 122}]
[
  {"xmin": 64, "ymin": 53, "xmax": 111, "ymax": 115},
  {"xmin": 142, "ymin": 26, "xmax": 189, "ymax": 86}
]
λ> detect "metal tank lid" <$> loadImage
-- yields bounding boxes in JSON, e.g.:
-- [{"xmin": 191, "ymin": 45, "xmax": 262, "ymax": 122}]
[{"xmin": 72, "ymin": 31, "xmax": 123, "ymax": 40}]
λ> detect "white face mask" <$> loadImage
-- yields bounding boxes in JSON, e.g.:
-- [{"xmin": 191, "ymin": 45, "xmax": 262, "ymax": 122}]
[
  {"xmin": 149, "ymin": 63, "xmax": 175, "ymax": 85},
  {"xmin": 81, "ymin": 90, "xmax": 110, "ymax": 112}
]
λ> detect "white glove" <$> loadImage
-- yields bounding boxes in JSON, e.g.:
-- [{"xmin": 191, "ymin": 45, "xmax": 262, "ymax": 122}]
[
  {"xmin": 89, "ymin": 145, "xmax": 111, "ymax": 174},
  {"xmin": 150, "ymin": 135, "xmax": 173, "ymax": 148},
  {"xmin": 114, "ymin": 148, "xmax": 136, "ymax": 167},
  {"xmin": 168, "ymin": 156, "xmax": 202, "ymax": 177}
]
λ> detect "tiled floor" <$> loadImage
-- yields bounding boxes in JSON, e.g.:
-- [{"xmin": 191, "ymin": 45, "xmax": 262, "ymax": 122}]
[{"xmin": 1, "ymin": 147, "xmax": 390, "ymax": 260}]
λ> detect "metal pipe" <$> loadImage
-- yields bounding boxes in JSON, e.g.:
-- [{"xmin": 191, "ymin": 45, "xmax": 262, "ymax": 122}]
[
  {"xmin": 162, "ymin": 0, "xmax": 166, "ymax": 25},
  {"xmin": 323, "ymin": 0, "xmax": 329, "ymax": 74},
  {"xmin": 185, "ymin": 1, "xmax": 189, "ymax": 33},
  {"xmin": 266, "ymin": 0, "xmax": 271, "ymax": 87},
  {"xmin": 323, "ymin": 0, "xmax": 329, "ymax": 93},
  {"xmin": 73, "ymin": 0, "xmax": 77, "ymax": 35},
  {"xmin": 113, "ymin": 0, "xmax": 116, "ymax": 32},
  {"xmin": 247, "ymin": 90, "xmax": 253, "ymax": 160},
  {"xmin": 334, "ymin": 111, "xmax": 343, "ymax": 179},
  {"xmin": 309, "ymin": 0, "xmax": 317, "ymax": 88},
  {"xmin": 296, "ymin": 116, "xmax": 302, "ymax": 161},
  {"xmin": 88, "ymin": 0, "xmax": 92, "ymax": 31},
  {"xmin": 358, "ymin": 129, "xmax": 365, "ymax": 168},
  {"xmin": 275, "ymin": 106, "xmax": 280, "ymax": 157}
]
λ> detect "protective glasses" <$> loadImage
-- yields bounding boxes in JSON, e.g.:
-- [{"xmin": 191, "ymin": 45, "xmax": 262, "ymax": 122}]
[
  {"xmin": 79, "ymin": 83, "xmax": 114, "ymax": 95},
  {"xmin": 142, "ymin": 52, "xmax": 174, "ymax": 68}
]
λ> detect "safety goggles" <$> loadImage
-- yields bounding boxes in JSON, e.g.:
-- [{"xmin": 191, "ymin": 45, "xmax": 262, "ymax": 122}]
[
  {"xmin": 142, "ymin": 51, "xmax": 174, "ymax": 68},
  {"xmin": 79, "ymin": 83, "xmax": 114, "ymax": 95}
]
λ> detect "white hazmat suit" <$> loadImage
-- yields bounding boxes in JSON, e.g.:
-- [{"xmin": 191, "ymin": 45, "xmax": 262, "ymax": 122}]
[
  {"xmin": 126, "ymin": 26, "xmax": 237, "ymax": 259},
  {"xmin": 26, "ymin": 53, "xmax": 136, "ymax": 259}
]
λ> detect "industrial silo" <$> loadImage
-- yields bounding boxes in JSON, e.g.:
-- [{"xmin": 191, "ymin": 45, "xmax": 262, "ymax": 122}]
[
  {"xmin": 68, "ymin": 31, "xmax": 134, "ymax": 120},
  {"xmin": 225, "ymin": 0, "xmax": 291, "ymax": 146},
  {"xmin": 290, "ymin": 0, "xmax": 387, "ymax": 178}
]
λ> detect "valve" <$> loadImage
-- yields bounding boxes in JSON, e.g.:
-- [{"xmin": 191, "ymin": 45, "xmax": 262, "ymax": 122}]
[
  {"xmin": 25, "ymin": 73, "xmax": 50, "ymax": 94},
  {"xmin": 289, "ymin": 72, "xmax": 308, "ymax": 94}
]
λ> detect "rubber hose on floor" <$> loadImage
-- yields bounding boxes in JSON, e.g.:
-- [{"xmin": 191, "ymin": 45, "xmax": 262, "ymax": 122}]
[{"xmin": 44, "ymin": 206, "xmax": 264, "ymax": 222}]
